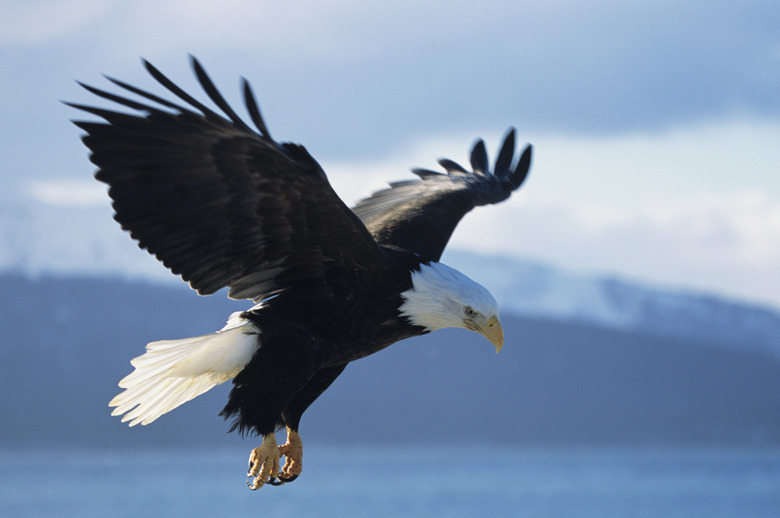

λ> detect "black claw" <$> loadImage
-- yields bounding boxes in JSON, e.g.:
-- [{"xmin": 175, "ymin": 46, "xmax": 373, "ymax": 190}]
[
  {"xmin": 267, "ymin": 475, "xmax": 285, "ymax": 486},
  {"xmin": 245, "ymin": 472, "xmax": 297, "ymax": 489},
  {"xmin": 278, "ymin": 473, "xmax": 299, "ymax": 483}
]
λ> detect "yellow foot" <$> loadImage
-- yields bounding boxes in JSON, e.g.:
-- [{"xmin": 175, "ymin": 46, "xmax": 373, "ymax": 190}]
[
  {"xmin": 278, "ymin": 428, "xmax": 303, "ymax": 482},
  {"xmin": 246, "ymin": 434, "xmax": 281, "ymax": 490}
]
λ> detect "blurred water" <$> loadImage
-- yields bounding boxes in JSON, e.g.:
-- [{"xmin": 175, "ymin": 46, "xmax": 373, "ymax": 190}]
[{"xmin": 1, "ymin": 445, "xmax": 779, "ymax": 517}]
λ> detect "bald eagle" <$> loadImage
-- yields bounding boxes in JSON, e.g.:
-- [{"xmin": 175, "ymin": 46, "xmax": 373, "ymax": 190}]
[{"xmin": 69, "ymin": 57, "xmax": 532, "ymax": 489}]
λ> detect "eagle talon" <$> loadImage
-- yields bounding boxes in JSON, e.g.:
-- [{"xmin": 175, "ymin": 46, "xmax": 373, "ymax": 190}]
[
  {"xmin": 277, "ymin": 427, "xmax": 304, "ymax": 482},
  {"xmin": 246, "ymin": 435, "xmax": 281, "ymax": 490}
]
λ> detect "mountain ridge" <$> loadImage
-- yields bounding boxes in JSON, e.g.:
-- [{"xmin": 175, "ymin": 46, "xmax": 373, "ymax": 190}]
[
  {"xmin": 2, "ymin": 273, "xmax": 779, "ymax": 448},
  {"xmin": 447, "ymin": 251, "xmax": 780, "ymax": 358}
]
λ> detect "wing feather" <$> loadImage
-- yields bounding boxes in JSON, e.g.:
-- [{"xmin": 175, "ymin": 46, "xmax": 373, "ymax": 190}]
[
  {"xmin": 469, "ymin": 139, "xmax": 489, "ymax": 175},
  {"xmin": 493, "ymin": 129, "xmax": 515, "ymax": 178},
  {"xmin": 70, "ymin": 56, "xmax": 385, "ymax": 301},
  {"xmin": 352, "ymin": 129, "xmax": 532, "ymax": 262},
  {"xmin": 241, "ymin": 78, "xmax": 272, "ymax": 138}
]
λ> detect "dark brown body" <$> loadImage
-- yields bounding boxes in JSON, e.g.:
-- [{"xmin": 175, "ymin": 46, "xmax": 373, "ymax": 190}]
[{"xmin": 220, "ymin": 248, "xmax": 427, "ymax": 436}]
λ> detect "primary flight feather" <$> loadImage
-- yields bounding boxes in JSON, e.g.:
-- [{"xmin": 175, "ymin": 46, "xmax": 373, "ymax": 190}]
[{"xmin": 69, "ymin": 56, "xmax": 532, "ymax": 489}]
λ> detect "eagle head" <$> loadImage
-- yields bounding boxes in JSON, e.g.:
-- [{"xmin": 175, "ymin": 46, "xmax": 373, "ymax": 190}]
[{"xmin": 399, "ymin": 262, "xmax": 504, "ymax": 352}]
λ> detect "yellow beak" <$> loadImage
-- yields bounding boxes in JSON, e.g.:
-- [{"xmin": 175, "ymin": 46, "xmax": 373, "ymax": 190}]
[{"xmin": 482, "ymin": 316, "xmax": 504, "ymax": 353}]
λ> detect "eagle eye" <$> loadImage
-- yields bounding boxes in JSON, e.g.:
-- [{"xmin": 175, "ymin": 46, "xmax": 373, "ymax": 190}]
[{"xmin": 464, "ymin": 306, "xmax": 477, "ymax": 318}]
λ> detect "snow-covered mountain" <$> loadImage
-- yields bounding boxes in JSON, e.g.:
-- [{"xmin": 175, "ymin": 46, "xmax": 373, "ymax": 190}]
[
  {"xmin": 446, "ymin": 251, "xmax": 780, "ymax": 357},
  {"xmin": 5, "ymin": 194, "xmax": 780, "ymax": 357}
]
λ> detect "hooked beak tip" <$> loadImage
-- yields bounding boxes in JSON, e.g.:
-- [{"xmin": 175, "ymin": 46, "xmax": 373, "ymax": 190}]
[{"xmin": 485, "ymin": 319, "xmax": 504, "ymax": 353}]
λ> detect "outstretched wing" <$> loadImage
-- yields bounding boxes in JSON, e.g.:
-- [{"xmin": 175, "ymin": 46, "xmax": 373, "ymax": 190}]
[
  {"xmin": 68, "ymin": 57, "xmax": 385, "ymax": 301},
  {"xmin": 352, "ymin": 130, "xmax": 532, "ymax": 262}
]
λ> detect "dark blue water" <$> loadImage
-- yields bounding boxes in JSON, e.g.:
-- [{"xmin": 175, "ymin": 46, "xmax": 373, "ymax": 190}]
[{"xmin": 2, "ymin": 445, "xmax": 779, "ymax": 517}]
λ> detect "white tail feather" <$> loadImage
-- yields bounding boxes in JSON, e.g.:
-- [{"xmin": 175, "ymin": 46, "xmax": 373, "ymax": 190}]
[{"xmin": 109, "ymin": 312, "xmax": 260, "ymax": 426}]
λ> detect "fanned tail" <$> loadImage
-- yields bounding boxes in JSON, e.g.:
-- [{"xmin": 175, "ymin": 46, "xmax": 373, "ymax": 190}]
[{"xmin": 109, "ymin": 313, "xmax": 260, "ymax": 426}]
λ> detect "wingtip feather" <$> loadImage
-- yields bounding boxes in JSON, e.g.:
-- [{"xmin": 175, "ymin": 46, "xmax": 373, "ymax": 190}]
[
  {"xmin": 494, "ymin": 127, "xmax": 516, "ymax": 178},
  {"xmin": 242, "ymin": 77, "xmax": 272, "ymax": 139},
  {"xmin": 469, "ymin": 139, "xmax": 489, "ymax": 175},
  {"xmin": 511, "ymin": 144, "xmax": 533, "ymax": 189}
]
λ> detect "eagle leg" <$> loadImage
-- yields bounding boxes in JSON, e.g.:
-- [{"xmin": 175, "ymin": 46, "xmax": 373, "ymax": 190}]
[
  {"xmin": 246, "ymin": 434, "xmax": 281, "ymax": 490},
  {"xmin": 277, "ymin": 427, "xmax": 303, "ymax": 482}
]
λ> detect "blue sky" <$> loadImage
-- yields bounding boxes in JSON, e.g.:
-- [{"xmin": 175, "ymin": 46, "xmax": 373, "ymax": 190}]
[{"xmin": 3, "ymin": 1, "xmax": 780, "ymax": 308}]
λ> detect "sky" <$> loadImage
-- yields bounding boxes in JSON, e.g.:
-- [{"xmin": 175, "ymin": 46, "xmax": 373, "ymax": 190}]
[{"xmin": 2, "ymin": 0, "xmax": 780, "ymax": 309}]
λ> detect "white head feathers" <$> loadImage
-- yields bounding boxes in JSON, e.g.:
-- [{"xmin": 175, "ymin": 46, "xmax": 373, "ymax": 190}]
[{"xmin": 399, "ymin": 262, "xmax": 499, "ymax": 332}]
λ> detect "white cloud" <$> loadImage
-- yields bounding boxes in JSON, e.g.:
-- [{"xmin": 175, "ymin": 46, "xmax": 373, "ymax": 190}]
[
  {"xmin": 526, "ymin": 119, "xmax": 780, "ymax": 208},
  {"xmin": 448, "ymin": 191, "xmax": 780, "ymax": 309},
  {"xmin": 0, "ymin": 0, "xmax": 115, "ymax": 45},
  {"xmin": 28, "ymin": 180, "xmax": 108, "ymax": 208}
]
